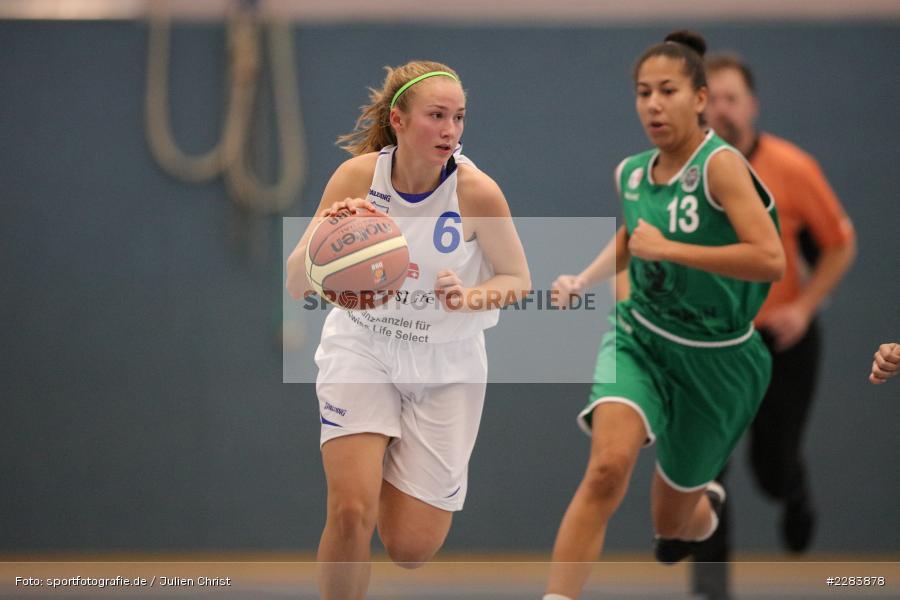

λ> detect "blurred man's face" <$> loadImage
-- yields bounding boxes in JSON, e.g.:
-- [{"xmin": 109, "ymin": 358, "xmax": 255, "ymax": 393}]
[{"xmin": 706, "ymin": 67, "xmax": 758, "ymax": 147}]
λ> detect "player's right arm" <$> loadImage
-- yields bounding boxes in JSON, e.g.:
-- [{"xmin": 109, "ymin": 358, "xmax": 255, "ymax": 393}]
[
  {"xmin": 285, "ymin": 154, "xmax": 377, "ymax": 299},
  {"xmin": 552, "ymin": 225, "xmax": 629, "ymax": 307},
  {"xmin": 637, "ymin": 150, "xmax": 784, "ymax": 282},
  {"xmin": 553, "ymin": 160, "xmax": 631, "ymax": 306}
]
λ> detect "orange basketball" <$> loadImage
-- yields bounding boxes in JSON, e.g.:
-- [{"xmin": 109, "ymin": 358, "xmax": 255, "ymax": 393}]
[{"xmin": 305, "ymin": 208, "xmax": 409, "ymax": 310}]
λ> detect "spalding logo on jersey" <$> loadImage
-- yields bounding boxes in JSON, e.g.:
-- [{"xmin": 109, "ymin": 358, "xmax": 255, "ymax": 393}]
[
  {"xmin": 681, "ymin": 166, "xmax": 700, "ymax": 193},
  {"xmin": 368, "ymin": 188, "xmax": 391, "ymax": 213},
  {"xmin": 628, "ymin": 167, "xmax": 644, "ymax": 190}
]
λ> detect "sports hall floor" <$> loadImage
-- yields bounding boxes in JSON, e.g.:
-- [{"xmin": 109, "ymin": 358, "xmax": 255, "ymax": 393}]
[{"xmin": 2, "ymin": 554, "xmax": 898, "ymax": 598}]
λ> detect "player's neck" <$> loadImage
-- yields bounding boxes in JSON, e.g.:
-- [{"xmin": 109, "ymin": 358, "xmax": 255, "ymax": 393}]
[
  {"xmin": 657, "ymin": 128, "xmax": 707, "ymax": 171},
  {"xmin": 391, "ymin": 147, "xmax": 442, "ymax": 194}
]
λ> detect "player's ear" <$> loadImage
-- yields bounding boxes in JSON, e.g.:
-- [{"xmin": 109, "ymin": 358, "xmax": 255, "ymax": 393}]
[
  {"xmin": 695, "ymin": 86, "xmax": 709, "ymax": 116},
  {"xmin": 389, "ymin": 107, "xmax": 405, "ymax": 133}
]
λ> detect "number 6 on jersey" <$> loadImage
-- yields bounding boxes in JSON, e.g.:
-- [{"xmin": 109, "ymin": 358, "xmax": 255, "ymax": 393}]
[{"xmin": 434, "ymin": 211, "xmax": 462, "ymax": 253}]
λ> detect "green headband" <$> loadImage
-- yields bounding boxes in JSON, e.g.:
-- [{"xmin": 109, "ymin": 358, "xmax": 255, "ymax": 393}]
[{"xmin": 390, "ymin": 71, "xmax": 459, "ymax": 109}]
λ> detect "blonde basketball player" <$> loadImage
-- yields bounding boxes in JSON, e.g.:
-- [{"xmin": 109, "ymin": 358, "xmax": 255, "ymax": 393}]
[{"xmin": 285, "ymin": 61, "xmax": 530, "ymax": 600}]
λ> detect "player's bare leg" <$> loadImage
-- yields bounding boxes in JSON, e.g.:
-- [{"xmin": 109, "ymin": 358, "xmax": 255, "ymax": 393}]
[
  {"xmin": 377, "ymin": 481, "xmax": 453, "ymax": 568},
  {"xmin": 318, "ymin": 433, "xmax": 389, "ymax": 600},
  {"xmin": 545, "ymin": 403, "xmax": 646, "ymax": 599},
  {"xmin": 652, "ymin": 473, "xmax": 726, "ymax": 564},
  {"xmin": 652, "ymin": 477, "xmax": 712, "ymax": 539}
]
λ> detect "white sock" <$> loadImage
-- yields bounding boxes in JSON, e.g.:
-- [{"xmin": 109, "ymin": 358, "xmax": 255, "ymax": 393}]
[
  {"xmin": 694, "ymin": 507, "xmax": 720, "ymax": 542},
  {"xmin": 653, "ymin": 504, "xmax": 720, "ymax": 543},
  {"xmin": 543, "ymin": 595, "xmax": 574, "ymax": 600},
  {"xmin": 695, "ymin": 481, "xmax": 725, "ymax": 541}
]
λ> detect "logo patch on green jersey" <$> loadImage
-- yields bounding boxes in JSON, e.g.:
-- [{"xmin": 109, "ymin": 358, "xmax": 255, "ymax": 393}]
[
  {"xmin": 628, "ymin": 167, "xmax": 644, "ymax": 190},
  {"xmin": 681, "ymin": 165, "xmax": 700, "ymax": 193}
]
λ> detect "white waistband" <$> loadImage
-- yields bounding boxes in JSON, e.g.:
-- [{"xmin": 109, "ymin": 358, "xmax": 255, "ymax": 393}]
[{"xmin": 630, "ymin": 308, "xmax": 755, "ymax": 348}]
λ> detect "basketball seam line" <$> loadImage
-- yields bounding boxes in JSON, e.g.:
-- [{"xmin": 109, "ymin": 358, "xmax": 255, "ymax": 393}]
[{"xmin": 310, "ymin": 236, "xmax": 408, "ymax": 289}]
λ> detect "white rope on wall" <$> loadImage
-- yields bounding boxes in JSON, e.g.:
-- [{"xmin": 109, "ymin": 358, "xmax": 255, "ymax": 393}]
[{"xmin": 145, "ymin": 0, "xmax": 306, "ymax": 214}]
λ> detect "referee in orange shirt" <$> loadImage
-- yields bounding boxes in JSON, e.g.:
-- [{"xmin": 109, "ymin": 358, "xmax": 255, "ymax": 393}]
[{"xmin": 692, "ymin": 53, "xmax": 857, "ymax": 598}]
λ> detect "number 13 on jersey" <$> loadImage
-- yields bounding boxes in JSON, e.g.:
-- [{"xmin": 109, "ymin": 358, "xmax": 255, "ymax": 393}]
[{"xmin": 666, "ymin": 195, "xmax": 699, "ymax": 234}]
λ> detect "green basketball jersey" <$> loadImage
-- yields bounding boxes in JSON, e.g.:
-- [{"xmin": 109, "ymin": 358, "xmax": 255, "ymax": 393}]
[{"xmin": 617, "ymin": 130, "xmax": 780, "ymax": 341}]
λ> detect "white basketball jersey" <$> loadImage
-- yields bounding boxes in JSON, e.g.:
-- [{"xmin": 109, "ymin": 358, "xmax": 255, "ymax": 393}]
[{"xmin": 322, "ymin": 145, "xmax": 499, "ymax": 344}]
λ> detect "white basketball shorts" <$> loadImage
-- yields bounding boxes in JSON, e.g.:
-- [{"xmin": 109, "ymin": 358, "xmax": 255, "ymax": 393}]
[{"xmin": 314, "ymin": 324, "xmax": 488, "ymax": 512}]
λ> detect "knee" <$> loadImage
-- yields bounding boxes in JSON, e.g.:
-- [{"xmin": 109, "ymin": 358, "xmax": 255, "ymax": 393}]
[
  {"xmin": 581, "ymin": 454, "xmax": 632, "ymax": 504},
  {"xmin": 383, "ymin": 537, "xmax": 440, "ymax": 569},
  {"xmin": 327, "ymin": 498, "xmax": 378, "ymax": 540}
]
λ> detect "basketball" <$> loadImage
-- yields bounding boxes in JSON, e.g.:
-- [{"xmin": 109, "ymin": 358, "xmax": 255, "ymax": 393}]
[{"xmin": 305, "ymin": 208, "xmax": 409, "ymax": 310}]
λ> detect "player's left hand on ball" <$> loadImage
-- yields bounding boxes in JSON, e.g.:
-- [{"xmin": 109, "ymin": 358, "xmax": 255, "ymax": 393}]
[
  {"xmin": 435, "ymin": 269, "xmax": 467, "ymax": 311},
  {"xmin": 869, "ymin": 342, "xmax": 900, "ymax": 384},
  {"xmin": 322, "ymin": 197, "xmax": 377, "ymax": 217},
  {"xmin": 627, "ymin": 219, "xmax": 669, "ymax": 261}
]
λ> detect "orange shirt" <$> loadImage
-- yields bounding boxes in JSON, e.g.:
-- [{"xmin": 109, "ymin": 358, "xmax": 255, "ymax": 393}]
[{"xmin": 750, "ymin": 133, "xmax": 855, "ymax": 323}]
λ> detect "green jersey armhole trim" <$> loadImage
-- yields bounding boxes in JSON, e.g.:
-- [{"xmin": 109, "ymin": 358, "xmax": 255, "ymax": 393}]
[
  {"xmin": 614, "ymin": 158, "xmax": 628, "ymax": 197},
  {"xmin": 703, "ymin": 146, "xmax": 777, "ymax": 214}
]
